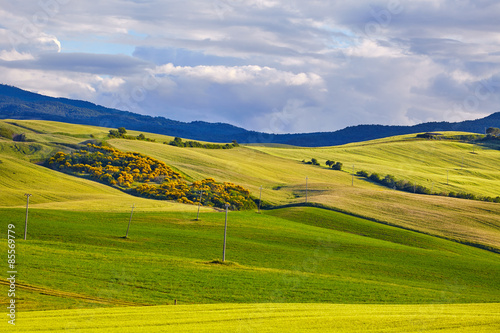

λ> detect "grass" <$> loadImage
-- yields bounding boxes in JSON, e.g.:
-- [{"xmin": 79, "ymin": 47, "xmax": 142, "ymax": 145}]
[
  {"xmin": 108, "ymin": 134, "xmax": 500, "ymax": 252},
  {"xmin": 1, "ymin": 120, "xmax": 500, "ymax": 331},
  {"xmin": 1, "ymin": 207, "xmax": 499, "ymax": 312},
  {"xmin": 8, "ymin": 303, "xmax": 500, "ymax": 332},
  {"xmin": 2, "ymin": 119, "xmax": 499, "ymax": 249},
  {"xmin": 249, "ymin": 133, "xmax": 500, "ymax": 198}
]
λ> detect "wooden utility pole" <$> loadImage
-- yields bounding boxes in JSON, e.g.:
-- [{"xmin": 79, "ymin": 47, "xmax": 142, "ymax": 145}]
[
  {"xmin": 352, "ymin": 165, "xmax": 355, "ymax": 186},
  {"xmin": 196, "ymin": 191, "xmax": 203, "ymax": 221},
  {"xmin": 24, "ymin": 193, "xmax": 32, "ymax": 240},
  {"xmin": 258, "ymin": 185, "xmax": 262, "ymax": 213},
  {"xmin": 125, "ymin": 204, "xmax": 135, "ymax": 238},
  {"xmin": 305, "ymin": 177, "xmax": 308, "ymax": 203},
  {"xmin": 222, "ymin": 203, "xmax": 229, "ymax": 262}
]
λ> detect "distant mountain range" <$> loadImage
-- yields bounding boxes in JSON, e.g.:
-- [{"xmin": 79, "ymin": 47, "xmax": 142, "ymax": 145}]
[{"xmin": 1, "ymin": 84, "xmax": 499, "ymax": 147}]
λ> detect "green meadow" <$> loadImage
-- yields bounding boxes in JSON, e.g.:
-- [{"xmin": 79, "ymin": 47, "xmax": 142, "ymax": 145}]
[{"xmin": 0, "ymin": 119, "xmax": 499, "ymax": 331}]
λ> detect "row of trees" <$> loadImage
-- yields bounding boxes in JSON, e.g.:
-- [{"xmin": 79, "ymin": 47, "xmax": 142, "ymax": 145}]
[
  {"xmin": 167, "ymin": 137, "xmax": 239, "ymax": 149},
  {"xmin": 45, "ymin": 144, "xmax": 255, "ymax": 210},
  {"xmin": 303, "ymin": 158, "xmax": 342, "ymax": 170},
  {"xmin": 108, "ymin": 127, "xmax": 155, "ymax": 142},
  {"xmin": 326, "ymin": 160, "xmax": 343, "ymax": 170},
  {"xmin": 356, "ymin": 170, "xmax": 500, "ymax": 203}
]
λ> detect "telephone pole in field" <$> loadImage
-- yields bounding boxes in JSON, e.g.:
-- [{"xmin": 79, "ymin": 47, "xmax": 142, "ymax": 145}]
[
  {"xmin": 125, "ymin": 204, "xmax": 135, "ymax": 238},
  {"xmin": 222, "ymin": 203, "xmax": 230, "ymax": 262},
  {"xmin": 24, "ymin": 193, "xmax": 32, "ymax": 240}
]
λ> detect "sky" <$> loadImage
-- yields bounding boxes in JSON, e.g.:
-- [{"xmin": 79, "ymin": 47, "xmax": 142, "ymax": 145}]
[{"xmin": 0, "ymin": 0, "xmax": 499, "ymax": 134}]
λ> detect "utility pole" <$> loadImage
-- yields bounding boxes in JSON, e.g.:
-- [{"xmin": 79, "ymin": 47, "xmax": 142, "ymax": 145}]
[
  {"xmin": 125, "ymin": 204, "xmax": 135, "ymax": 238},
  {"xmin": 258, "ymin": 185, "xmax": 262, "ymax": 213},
  {"xmin": 196, "ymin": 191, "xmax": 203, "ymax": 221},
  {"xmin": 352, "ymin": 165, "xmax": 355, "ymax": 186},
  {"xmin": 222, "ymin": 203, "xmax": 229, "ymax": 262},
  {"xmin": 24, "ymin": 193, "xmax": 32, "ymax": 240},
  {"xmin": 305, "ymin": 177, "xmax": 308, "ymax": 203}
]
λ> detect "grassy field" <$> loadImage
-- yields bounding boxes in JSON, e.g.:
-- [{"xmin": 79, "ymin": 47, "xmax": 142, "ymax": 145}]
[
  {"xmin": 1, "ymin": 207, "xmax": 499, "ymax": 312},
  {"xmin": 8, "ymin": 303, "xmax": 500, "ymax": 332},
  {"xmin": 1, "ymin": 119, "xmax": 500, "ymax": 331},
  {"xmin": 108, "ymin": 134, "xmax": 500, "ymax": 252},
  {"xmin": 249, "ymin": 133, "xmax": 500, "ymax": 198}
]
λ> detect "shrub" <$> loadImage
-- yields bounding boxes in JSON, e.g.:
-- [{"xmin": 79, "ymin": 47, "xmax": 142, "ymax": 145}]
[
  {"xmin": 369, "ymin": 173, "xmax": 381, "ymax": 182},
  {"xmin": 332, "ymin": 162, "xmax": 342, "ymax": 170},
  {"xmin": 356, "ymin": 170, "xmax": 369, "ymax": 177}
]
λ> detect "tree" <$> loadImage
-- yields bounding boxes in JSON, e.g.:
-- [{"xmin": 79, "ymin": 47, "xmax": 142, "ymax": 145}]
[
  {"xmin": 326, "ymin": 160, "xmax": 334, "ymax": 167},
  {"xmin": 137, "ymin": 133, "xmax": 146, "ymax": 140},
  {"xmin": 118, "ymin": 127, "xmax": 127, "ymax": 135},
  {"xmin": 109, "ymin": 129, "xmax": 119, "ymax": 137},
  {"xmin": 170, "ymin": 137, "xmax": 183, "ymax": 146},
  {"xmin": 332, "ymin": 162, "xmax": 342, "ymax": 170},
  {"xmin": 311, "ymin": 158, "xmax": 320, "ymax": 166},
  {"xmin": 486, "ymin": 127, "xmax": 500, "ymax": 137}
]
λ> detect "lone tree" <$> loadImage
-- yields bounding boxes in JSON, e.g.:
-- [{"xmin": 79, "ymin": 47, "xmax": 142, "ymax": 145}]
[{"xmin": 486, "ymin": 127, "xmax": 500, "ymax": 137}]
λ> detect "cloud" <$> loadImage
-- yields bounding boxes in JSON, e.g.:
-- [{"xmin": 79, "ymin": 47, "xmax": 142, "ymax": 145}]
[
  {"xmin": 0, "ymin": 0, "xmax": 499, "ymax": 133},
  {"xmin": 156, "ymin": 63, "xmax": 324, "ymax": 86}
]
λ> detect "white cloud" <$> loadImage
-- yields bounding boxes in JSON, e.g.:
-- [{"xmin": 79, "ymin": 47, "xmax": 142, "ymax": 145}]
[
  {"xmin": 0, "ymin": 49, "xmax": 34, "ymax": 61},
  {"xmin": 0, "ymin": 0, "xmax": 499, "ymax": 133},
  {"xmin": 156, "ymin": 63, "xmax": 324, "ymax": 87}
]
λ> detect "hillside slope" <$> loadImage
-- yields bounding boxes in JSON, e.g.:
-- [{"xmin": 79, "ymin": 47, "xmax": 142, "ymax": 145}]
[{"xmin": 1, "ymin": 119, "xmax": 499, "ymax": 253}]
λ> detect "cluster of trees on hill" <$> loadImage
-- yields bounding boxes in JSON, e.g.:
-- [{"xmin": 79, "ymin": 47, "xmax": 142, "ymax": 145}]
[
  {"xmin": 167, "ymin": 137, "xmax": 239, "ymax": 149},
  {"xmin": 356, "ymin": 170, "xmax": 500, "ymax": 203},
  {"xmin": 326, "ymin": 160, "xmax": 343, "ymax": 170},
  {"xmin": 45, "ymin": 144, "xmax": 255, "ymax": 210},
  {"xmin": 416, "ymin": 132, "xmax": 443, "ymax": 139},
  {"xmin": 486, "ymin": 127, "xmax": 500, "ymax": 137},
  {"xmin": 303, "ymin": 158, "xmax": 343, "ymax": 170},
  {"xmin": 108, "ymin": 127, "xmax": 155, "ymax": 142}
]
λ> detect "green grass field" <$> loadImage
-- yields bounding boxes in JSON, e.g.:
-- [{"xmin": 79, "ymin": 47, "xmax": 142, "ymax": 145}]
[
  {"xmin": 1, "ymin": 207, "xmax": 499, "ymax": 310},
  {"xmin": 1, "ymin": 119, "xmax": 500, "ymax": 331}
]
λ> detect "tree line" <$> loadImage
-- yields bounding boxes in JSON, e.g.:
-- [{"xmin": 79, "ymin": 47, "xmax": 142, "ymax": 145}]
[
  {"xmin": 167, "ymin": 137, "xmax": 239, "ymax": 149},
  {"xmin": 356, "ymin": 170, "xmax": 500, "ymax": 203},
  {"xmin": 108, "ymin": 127, "xmax": 155, "ymax": 142}
]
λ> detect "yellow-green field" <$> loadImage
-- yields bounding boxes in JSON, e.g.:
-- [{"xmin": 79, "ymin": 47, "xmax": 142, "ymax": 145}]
[
  {"xmin": 7, "ymin": 303, "xmax": 500, "ymax": 332},
  {"xmin": 1, "ymin": 119, "xmax": 500, "ymax": 332}
]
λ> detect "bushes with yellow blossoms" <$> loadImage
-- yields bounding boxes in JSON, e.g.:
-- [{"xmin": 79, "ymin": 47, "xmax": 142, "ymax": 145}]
[{"xmin": 46, "ymin": 144, "xmax": 255, "ymax": 210}]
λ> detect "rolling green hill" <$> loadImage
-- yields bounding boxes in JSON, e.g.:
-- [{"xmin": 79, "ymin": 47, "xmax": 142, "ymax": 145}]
[{"xmin": 0, "ymin": 119, "xmax": 499, "ymax": 332}]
